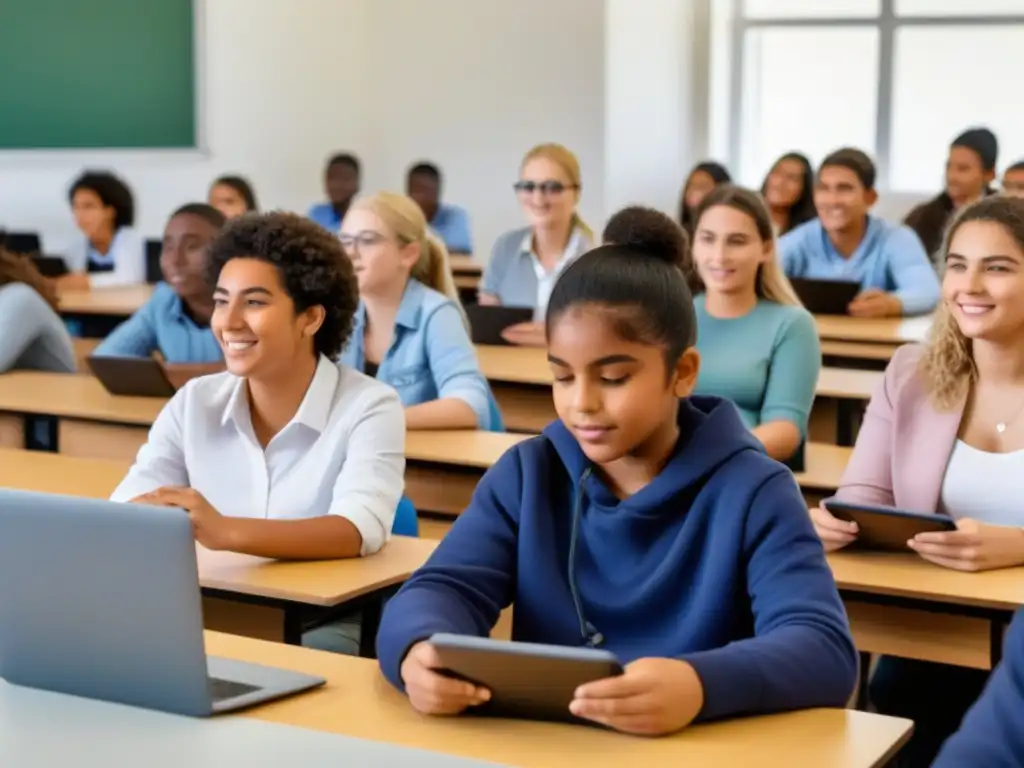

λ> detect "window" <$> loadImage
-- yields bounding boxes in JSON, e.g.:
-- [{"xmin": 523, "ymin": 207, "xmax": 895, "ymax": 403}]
[
  {"xmin": 890, "ymin": 25, "xmax": 1024, "ymax": 190},
  {"xmin": 896, "ymin": 0, "xmax": 1024, "ymax": 16},
  {"xmin": 744, "ymin": 0, "xmax": 880, "ymax": 19},
  {"xmin": 738, "ymin": 27, "xmax": 879, "ymax": 185}
]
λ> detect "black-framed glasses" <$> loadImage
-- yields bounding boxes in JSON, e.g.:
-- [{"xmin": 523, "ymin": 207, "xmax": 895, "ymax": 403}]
[{"xmin": 513, "ymin": 180, "xmax": 578, "ymax": 196}]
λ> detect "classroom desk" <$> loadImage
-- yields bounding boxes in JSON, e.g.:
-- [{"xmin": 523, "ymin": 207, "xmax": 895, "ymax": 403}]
[
  {"xmin": 58, "ymin": 283, "xmax": 154, "ymax": 316},
  {"xmin": 206, "ymin": 632, "xmax": 912, "ymax": 768},
  {"xmin": 448, "ymin": 254, "xmax": 483, "ymax": 276},
  {"xmin": 829, "ymin": 551, "xmax": 1024, "ymax": 671},
  {"xmin": 0, "ymin": 682, "xmax": 489, "ymax": 767},
  {"xmin": 0, "ymin": 447, "xmax": 437, "ymax": 653},
  {"xmin": 476, "ymin": 344, "xmax": 880, "ymax": 443}
]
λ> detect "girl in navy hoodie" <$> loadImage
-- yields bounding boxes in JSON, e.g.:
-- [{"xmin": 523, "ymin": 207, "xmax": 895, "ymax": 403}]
[{"xmin": 376, "ymin": 207, "xmax": 857, "ymax": 735}]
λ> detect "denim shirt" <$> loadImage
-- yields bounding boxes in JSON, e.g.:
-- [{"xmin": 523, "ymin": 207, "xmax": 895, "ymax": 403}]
[
  {"xmin": 338, "ymin": 279, "xmax": 492, "ymax": 429},
  {"xmin": 93, "ymin": 282, "xmax": 223, "ymax": 364}
]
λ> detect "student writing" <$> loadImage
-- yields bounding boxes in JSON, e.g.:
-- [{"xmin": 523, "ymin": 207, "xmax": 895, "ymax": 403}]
[
  {"xmin": 338, "ymin": 192, "xmax": 494, "ymax": 430},
  {"xmin": 761, "ymin": 152, "xmax": 816, "ymax": 237},
  {"xmin": 904, "ymin": 127, "xmax": 999, "ymax": 262},
  {"xmin": 308, "ymin": 153, "xmax": 360, "ymax": 232},
  {"xmin": 0, "ymin": 249, "xmax": 75, "ymax": 373},
  {"xmin": 110, "ymin": 212, "xmax": 405, "ymax": 562},
  {"xmin": 689, "ymin": 186, "xmax": 820, "ymax": 463},
  {"xmin": 678, "ymin": 161, "xmax": 731, "ymax": 238},
  {"xmin": 62, "ymin": 171, "xmax": 144, "ymax": 289},
  {"xmin": 377, "ymin": 207, "xmax": 857, "ymax": 735},
  {"xmin": 406, "ymin": 162, "xmax": 472, "ymax": 255},
  {"xmin": 208, "ymin": 175, "xmax": 259, "ymax": 220},
  {"xmin": 479, "ymin": 143, "xmax": 592, "ymax": 347},
  {"xmin": 93, "ymin": 204, "xmax": 226, "ymax": 383},
  {"xmin": 779, "ymin": 148, "xmax": 940, "ymax": 317},
  {"xmin": 810, "ymin": 196, "xmax": 1024, "ymax": 766}
]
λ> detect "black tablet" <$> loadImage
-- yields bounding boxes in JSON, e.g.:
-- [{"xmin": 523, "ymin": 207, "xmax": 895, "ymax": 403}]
[
  {"xmin": 87, "ymin": 356, "xmax": 177, "ymax": 398},
  {"xmin": 465, "ymin": 304, "xmax": 534, "ymax": 346},
  {"xmin": 429, "ymin": 633, "xmax": 623, "ymax": 724},
  {"xmin": 790, "ymin": 278, "xmax": 860, "ymax": 315},
  {"xmin": 823, "ymin": 499, "xmax": 956, "ymax": 552}
]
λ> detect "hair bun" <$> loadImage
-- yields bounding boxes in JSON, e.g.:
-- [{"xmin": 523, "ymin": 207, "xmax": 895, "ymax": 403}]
[{"xmin": 601, "ymin": 205, "xmax": 688, "ymax": 267}]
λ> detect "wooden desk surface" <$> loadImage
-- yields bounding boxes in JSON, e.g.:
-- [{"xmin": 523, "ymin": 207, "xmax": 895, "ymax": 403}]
[
  {"xmin": 58, "ymin": 284, "xmax": 154, "ymax": 316},
  {"xmin": 406, "ymin": 429, "xmax": 528, "ymax": 468},
  {"xmin": 0, "ymin": 447, "xmax": 127, "ymax": 497},
  {"xmin": 816, "ymin": 368, "xmax": 881, "ymax": 401},
  {"xmin": 814, "ymin": 315, "xmax": 931, "ymax": 345},
  {"xmin": 0, "ymin": 372, "xmax": 163, "ymax": 425},
  {"xmin": 829, "ymin": 551, "xmax": 1024, "ymax": 612},
  {"xmin": 210, "ymin": 632, "xmax": 911, "ymax": 768},
  {"xmin": 448, "ymin": 254, "xmax": 483, "ymax": 276}
]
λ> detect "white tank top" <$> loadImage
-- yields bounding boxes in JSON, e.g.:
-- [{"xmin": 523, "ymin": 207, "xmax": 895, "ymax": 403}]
[{"xmin": 940, "ymin": 440, "xmax": 1024, "ymax": 526}]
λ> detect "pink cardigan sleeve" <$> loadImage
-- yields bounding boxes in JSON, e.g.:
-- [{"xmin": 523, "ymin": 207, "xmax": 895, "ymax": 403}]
[{"xmin": 833, "ymin": 348, "xmax": 919, "ymax": 506}]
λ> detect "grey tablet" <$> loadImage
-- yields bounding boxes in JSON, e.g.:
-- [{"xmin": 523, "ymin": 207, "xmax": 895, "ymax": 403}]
[
  {"xmin": 429, "ymin": 633, "xmax": 622, "ymax": 724},
  {"xmin": 823, "ymin": 498, "xmax": 957, "ymax": 551},
  {"xmin": 88, "ymin": 355, "xmax": 177, "ymax": 398},
  {"xmin": 465, "ymin": 304, "xmax": 534, "ymax": 345},
  {"xmin": 790, "ymin": 277, "xmax": 860, "ymax": 315}
]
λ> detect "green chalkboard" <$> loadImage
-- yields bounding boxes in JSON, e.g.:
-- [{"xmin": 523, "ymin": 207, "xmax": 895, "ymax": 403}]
[{"xmin": 0, "ymin": 0, "xmax": 195, "ymax": 149}]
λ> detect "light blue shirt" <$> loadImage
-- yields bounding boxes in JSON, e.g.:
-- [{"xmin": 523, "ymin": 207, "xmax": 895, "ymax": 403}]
[
  {"xmin": 0, "ymin": 283, "xmax": 75, "ymax": 373},
  {"xmin": 693, "ymin": 295, "xmax": 821, "ymax": 437},
  {"xmin": 338, "ymin": 279, "xmax": 492, "ymax": 429},
  {"xmin": 429, "ymin": 204, "xmax": 472, "ymax": 254},
  {"xmin": 93, "ymin": 282, "xmax": 222, "ymax": 364},
  {"xmin": 307, "ymin": 203, "xmax": 343, "ymax": 232},
  {"xmin": 778, "ymin": 216, "xmax": 940, "ymax": 316},
  {"xmin": 65, "ymin": 227, "xmax": 145, "ymax": 287}
]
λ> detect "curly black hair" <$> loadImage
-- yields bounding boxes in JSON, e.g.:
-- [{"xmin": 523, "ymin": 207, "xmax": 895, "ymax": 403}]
[
  {"xmin": 206, "ymin": 212, "xmax": 357, "ymax": 360},
  {"xmin": 68, "ymin": 171, "xmax": 135, "ymax": 228}
]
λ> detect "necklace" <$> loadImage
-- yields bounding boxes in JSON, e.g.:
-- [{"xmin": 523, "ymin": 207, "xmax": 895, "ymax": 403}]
[{"xmin": 995, "ymin": 392, "xmax": 1024, "ymax": 434}]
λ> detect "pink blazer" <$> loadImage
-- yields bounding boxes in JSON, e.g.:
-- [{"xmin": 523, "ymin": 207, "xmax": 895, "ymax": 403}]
[{"xmin": 836, "ymin": 344, "xmax": 965, "ymax": 513}]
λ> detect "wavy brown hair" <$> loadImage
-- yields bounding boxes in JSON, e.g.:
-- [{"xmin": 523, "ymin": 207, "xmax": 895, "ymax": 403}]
[
  {"xmin": 920, "ymin": 196, "xmax": 1024, "ymax": 409},
  {"xmin": 0, "ymin": 249, "xmax": 59, "ymax": 311}
]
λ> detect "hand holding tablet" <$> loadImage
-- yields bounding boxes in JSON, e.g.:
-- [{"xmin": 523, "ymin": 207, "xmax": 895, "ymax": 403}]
[{"xmin": 821, "ymin": 499, "xmax": 956, "ymax": 552}]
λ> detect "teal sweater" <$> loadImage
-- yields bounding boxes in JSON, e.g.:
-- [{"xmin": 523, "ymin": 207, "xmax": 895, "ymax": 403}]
[{"xmin": 693, "ymin": 295, "xmax": 820, "ymax": 437}]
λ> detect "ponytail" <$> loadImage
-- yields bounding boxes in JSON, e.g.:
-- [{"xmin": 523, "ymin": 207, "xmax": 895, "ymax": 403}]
[{"xmin": 412, "ymin": 230, "xmax": 468, "ymax": 326}]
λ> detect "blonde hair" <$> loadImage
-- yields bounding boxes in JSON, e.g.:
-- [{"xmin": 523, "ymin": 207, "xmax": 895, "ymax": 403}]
[
  {"xmin": 689, "ymin": 184, "xmax": 804, "ymax": 307},
  {"xmin": 521, "ymin": 143, "xmax": 594, "ymax": 240},
  {"xmin": 349, "ymin": 192, "xmax": 464, "ymax": 315}
]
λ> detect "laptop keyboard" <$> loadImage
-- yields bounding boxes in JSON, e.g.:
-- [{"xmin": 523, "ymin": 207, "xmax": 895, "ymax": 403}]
[{"xmin": 208, "ymin": 677, "xmax": 262, "ymax": 702}]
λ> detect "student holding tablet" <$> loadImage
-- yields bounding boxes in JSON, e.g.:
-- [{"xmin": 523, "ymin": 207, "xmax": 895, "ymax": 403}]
[
  {"xmin": 809, "ymin": 196, "xmax": 1024, "ymax": 766},
  {"xmin": 0, "ymin": 249, "xmax": 75, "ymax": 373},
  {"xmin": 208, "ymin": 175, "xmax": 259, "ymax": 219},
  {"xmin": 338, "ymin": 192, "xmax": 494, "ymax": 430},
  {"xmin": 377, "ymin": 206, "xmax": 857, "ymax": 734},
  {"xmin": 93, "ymin": 204, "xmax": 226, "ymax": 377},
  {"xmin": 62, "ymin": 171, "xmax": 144, "ymax": 289},
  {"xmin": 689, "ymin": 186, "xmax": 819, "ymax": 463},
  {"xmin": 479, "ymin": 144, "xmax": 592, "ymax": 347},
  {"xmin": 110, "ymin": 212, "xmax": 405, "ymax": 562}
]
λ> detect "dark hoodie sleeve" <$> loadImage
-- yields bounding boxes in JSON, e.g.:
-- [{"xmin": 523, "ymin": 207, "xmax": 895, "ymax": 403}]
[
  {"xmin": 376, "ymin": 447, "xmax": 523, "ymax": 690},
  {"xmin": 681, "ymin": 471, "xmax": 858, "ymax": 721},
  {"xmin": 933, "ymin": 608, "xmax": 1024, "ymax": 767}
]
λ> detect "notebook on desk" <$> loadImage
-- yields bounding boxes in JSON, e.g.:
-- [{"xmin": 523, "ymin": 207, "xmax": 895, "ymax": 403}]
[
  {"xmin": 465, "ymin": 304, "xmax": 533, "ymax": 345},
  {"xmin": 0, "ymin": 489, "xmax": 326, "ymax": 717},
  {"xmin": 790, "ymin": 278, "xmax": 860, "ymax": 315},
  {"xmin": 87, "ymin": 355, "xmax": 178, "ymax": 398}
]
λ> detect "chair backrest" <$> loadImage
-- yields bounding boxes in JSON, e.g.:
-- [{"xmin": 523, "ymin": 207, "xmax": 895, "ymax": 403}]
[
  {"xmin": 144, "ymin": 239, "xmax": 162, "ymax": 284},
  {"xmin": 393, "ymin": 496, "xmax": 419, "ymax": 537}
]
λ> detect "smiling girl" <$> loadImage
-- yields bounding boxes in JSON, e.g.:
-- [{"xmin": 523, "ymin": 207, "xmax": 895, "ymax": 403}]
[
  {"xmin": 690, "ymin": 186, "xmax": 819, "ymax": 464},
  {"xmin": 811, "ymin": 195, "xmax": 1024, "ymax": 766},
  {"xmin": 377, "ymin": 205, "xmax": 855, "ymax": 735}
]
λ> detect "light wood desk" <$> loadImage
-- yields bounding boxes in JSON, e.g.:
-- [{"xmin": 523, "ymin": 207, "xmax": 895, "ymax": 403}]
[
  {"xmin": 210, "ymin": 632, "xmax": 912, "ymax": 768},
  {"xmin": 829, "ymin": 551, "xmax": 1023, "ymax": 671},
  {"xmin": 0, "ymin": 448, "xmax": 436, "ymax": 653},
  {"xmin": 58, "ymin": 284, "xmax": 154, "ymax": 317},
  {"xmin": 815, "ymin": 315, "xmax": 931, "ymax": 345},
  {"xmin": 448, "ymin": 254, "xmax": 482, "ymax": 276}
]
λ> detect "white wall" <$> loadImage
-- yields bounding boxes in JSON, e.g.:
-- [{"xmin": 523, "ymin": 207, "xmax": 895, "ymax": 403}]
[
  {"xmin": 0, "ymin": 0, "xmax": 368, "ymax": 254},
  {"xmin": 0, "ymin": 0, "xmax": 607, "ymax": 259}
]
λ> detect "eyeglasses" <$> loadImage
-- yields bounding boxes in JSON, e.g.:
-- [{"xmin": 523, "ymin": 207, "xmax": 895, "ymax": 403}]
[
  {"xmin": 338, "ymin": 231, "xmax": 387, "ymax": 253},
  {"xmin": 513, "ymin": 180, "xmax": 578, "ymax": 196}
]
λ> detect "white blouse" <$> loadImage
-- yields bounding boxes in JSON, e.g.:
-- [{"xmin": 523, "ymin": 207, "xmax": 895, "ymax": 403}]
[
  {"xmin": 940, "ymin": 440, "xmax": 1024, "ymax": 527},
  {"xmin": 110, "ymin": 356, "xmax": 406, "ymax": 555}
]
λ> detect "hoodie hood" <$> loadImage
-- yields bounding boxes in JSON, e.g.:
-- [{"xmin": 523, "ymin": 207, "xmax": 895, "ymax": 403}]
[{"xmin": 541, "ymin": 395, "xmax": 765, "ymax": 513}]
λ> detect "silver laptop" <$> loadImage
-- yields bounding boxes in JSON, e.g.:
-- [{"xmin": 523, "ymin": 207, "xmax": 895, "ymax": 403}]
[{"xmin": 0, "ymin": 489, "xmax": 325, "ymax": 717}]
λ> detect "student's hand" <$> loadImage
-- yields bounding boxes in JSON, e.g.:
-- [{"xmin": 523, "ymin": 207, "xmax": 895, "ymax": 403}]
[
  {"xmin": 131, "ymin": 487, "xmax": 237, "ymax": 551},
  {"xmin": 909, "ymin": 518, "xmax": 1024, "ymax": 572},
  {"xmin": 809, "ymin": 506, "xmax": 859, "ymax": 552},
  {"xmin": 500, "ymin": 321, "xmax": 546, "ymax": 347},
  {"xmin": 477, "ymin": 292, "xmax": 500, "ymax": 306},
  {"xmin": 570, "ymin": 658, "xmax": 704, "ymax": 736},
  {"xmin": 848, "ymin": 290, "xmax": 902, "ymax": 318},
  {"xmin": 55, "ymin": 273, "xmax": 91, "ymax": 292},
  {"xmin": 400, "ymin": 641, "xmax": 491, "ymax": 716}
]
